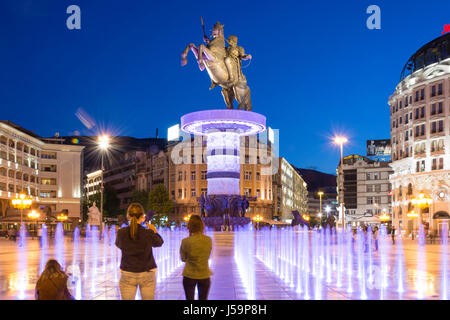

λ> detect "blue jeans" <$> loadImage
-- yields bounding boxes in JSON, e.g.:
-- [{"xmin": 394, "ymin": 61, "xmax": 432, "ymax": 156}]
[{"xmin": 119, "ymin": 269, "xmax": 157, "ymax": 300}]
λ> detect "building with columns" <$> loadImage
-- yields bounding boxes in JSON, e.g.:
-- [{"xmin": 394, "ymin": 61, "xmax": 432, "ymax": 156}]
[
  {"xmin": 388, "ymin": 32, "xmax": 450, "ymax": 235},
  {"xmin": 0, "ymin": 121, "xmax": 84, "ymax": 230}
]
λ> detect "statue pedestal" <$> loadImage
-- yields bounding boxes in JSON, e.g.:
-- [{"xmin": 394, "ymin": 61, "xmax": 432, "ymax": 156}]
[{"xmin": 181, "ymin": 109, "xmax": 266, "ymax": 223}]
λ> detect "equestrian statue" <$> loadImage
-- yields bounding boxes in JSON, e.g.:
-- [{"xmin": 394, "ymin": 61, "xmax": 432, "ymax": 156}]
[{"xmin": 181, "ymin": 19, "xmax": 253, "ymax": 111}]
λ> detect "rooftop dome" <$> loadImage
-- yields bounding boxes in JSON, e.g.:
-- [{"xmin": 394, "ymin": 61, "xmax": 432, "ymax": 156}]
[{"xmin": 400, "ymin": 32, "xmax": 450, "ymax": 81}]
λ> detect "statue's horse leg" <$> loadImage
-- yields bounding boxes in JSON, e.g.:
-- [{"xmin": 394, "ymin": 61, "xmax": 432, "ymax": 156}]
[
  {"xmin": 221, "ymin": 87, "xmax": 235, "ymax": 109},
  {"xmin": 197, "ymin": 44, "xmax": 215, "ymax": 67},
  {"xmin": 181, "ymin": 44, "xmax": 207, "ymax": 71}
]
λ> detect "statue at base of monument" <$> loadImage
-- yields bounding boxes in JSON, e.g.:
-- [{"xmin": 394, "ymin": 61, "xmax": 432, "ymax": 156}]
[
  {"xmin": 87, "ymin": 202, "xmax": 101, "ymax": 226},
  {"xmin": 181, "ymin": 19, "xmax": 252, "ymax": 111}
]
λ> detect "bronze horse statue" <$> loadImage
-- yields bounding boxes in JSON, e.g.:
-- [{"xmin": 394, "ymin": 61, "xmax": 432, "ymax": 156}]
[{"xmin": 181, "ymin": 21, "xmax": 252, "ymax": 111}]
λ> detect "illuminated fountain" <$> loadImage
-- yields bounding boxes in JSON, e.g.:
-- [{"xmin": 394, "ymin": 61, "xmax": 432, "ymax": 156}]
[
  {"xmin": 181, "ymin": 109, "xmax": 266, "ymax": 228},
  {"xmin": 55, "ymin": 222, "xmax": 65, "ymax": 269},
  {"xmin": 39, "ymin": 224, "xmax": 48, "ymax": 273}
]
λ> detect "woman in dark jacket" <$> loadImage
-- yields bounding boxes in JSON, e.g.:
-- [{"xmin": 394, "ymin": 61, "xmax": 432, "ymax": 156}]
[
  {"xmin": 35, "ymin": 259, "xmax": 74, "ymax": 300},
  {"xmin": 115, "ymin": 203, "xmax": 164, "ymax": 300}
]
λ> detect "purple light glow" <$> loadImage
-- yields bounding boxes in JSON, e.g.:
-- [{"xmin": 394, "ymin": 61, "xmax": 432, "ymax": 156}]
[{"xmin": 181, "ymin": 109, "xmax": 266, "ymax": 136}]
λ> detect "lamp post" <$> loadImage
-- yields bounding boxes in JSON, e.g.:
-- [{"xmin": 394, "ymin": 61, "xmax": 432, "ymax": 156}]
[
  {"xmin": 318, "ymin": 191, "xmax": 324, "ymax": 215},
  {"xmin": 253, "ymin": 214, "xmax": 263, "ymax": 230},
  {"xmin": 98, "ymin": 135, "xmax": 110, "ymax": 224},
  {"xmin": 411, "ymin": 192, "xmax": 432, "ymax": 237},
  {"xmin": 11, "ymin": 193, "xmax": 33, "ymax": 226},
  {"xmin": 28, "ymin": 210, "xmax": 40, "ymax": 239},
  {"xmin": 407, "ymin": 210, "xmax": 419, "ymax": 239},
  {"xmin": 334, "ymin": 136, "xmax": 348, "ymax": 229}
]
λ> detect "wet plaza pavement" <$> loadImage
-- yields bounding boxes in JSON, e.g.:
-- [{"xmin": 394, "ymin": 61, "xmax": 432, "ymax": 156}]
[{"xmin": 0, "ymin": 231, "xmax": 448, "ymax": 300}]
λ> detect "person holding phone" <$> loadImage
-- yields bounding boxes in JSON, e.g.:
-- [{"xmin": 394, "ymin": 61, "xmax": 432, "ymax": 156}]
[
  {"xmin": 115, "ymin": 203, "xmax": 163, "ymax": 300},
  {"xmin": 180, "ymin": 215, "xmax": 212, "ymax": 300}
]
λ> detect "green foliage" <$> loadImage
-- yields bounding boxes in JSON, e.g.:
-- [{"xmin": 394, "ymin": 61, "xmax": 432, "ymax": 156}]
[
  {"xmin": 131, "ymin": 190, "xmax": 149, "ymax": 210},
  {"xmin": 147, "ymin": 184, "xmax": 174, "ymax": 226}
]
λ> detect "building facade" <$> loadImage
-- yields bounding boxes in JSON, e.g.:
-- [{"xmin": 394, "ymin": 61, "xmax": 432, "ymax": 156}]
[
  {"xmin": 337, "ymin": 155, "xmax": 393, "ymax": 227},
  {"xmin": 0, "ymin": 121, "xmax": 84, "ymax": 229},
  {"xmin": 388, "ymin": 33, "xmax": 450, "ymax": 234},
  {"xmin": 272, "ymin": 157, "xmax": 308, "ymax": 222}
]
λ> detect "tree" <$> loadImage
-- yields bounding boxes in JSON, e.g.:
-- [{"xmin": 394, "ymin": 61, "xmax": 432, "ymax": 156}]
[
  {"xmin": 131, "ymin": 190, "xmax": 149, "ymax": 210},
  {"xmin": 147, "ymin": 184, "xmax": 174, "ymax": 226}
]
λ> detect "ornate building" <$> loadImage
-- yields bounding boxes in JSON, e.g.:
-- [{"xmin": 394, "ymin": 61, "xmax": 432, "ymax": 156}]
[
  {"xmin": 388, "ymin": 33, "xmax": 450, "ymax": 235},
  {"xmin": 0, "ymin": 121, "xmax": 84, "ymax": 229}
]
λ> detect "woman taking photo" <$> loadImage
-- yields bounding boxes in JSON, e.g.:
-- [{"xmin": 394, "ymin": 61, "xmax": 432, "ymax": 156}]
[
  {"xmin": 180, "ymin": 215, "xmax": 212, "ymax": 300},
  {"xmin": 115, "ymin": 203, "xmax": 164, "ymax": 300}
]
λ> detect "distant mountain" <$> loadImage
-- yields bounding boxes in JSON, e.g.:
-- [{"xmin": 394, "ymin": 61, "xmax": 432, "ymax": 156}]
[{"xmin": 294, "ymin": 167, "xmax": 337, "ymax": 192}]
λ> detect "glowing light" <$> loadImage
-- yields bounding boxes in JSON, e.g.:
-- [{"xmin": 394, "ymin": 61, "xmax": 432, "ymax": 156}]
[
  {"xmin": 407, "ymin": 210, "xmax": 419, "ymax": 219},
  {"xmin": 334, "ymin": 136, "xmax": 348, "ymax": 145},
  {"xmin": 27, "ymin": 210, "xmax": 40, "ymax": 219},
  {"xmin": 98, "ymin": 135, "xmax": 110, "ymax": 150}
]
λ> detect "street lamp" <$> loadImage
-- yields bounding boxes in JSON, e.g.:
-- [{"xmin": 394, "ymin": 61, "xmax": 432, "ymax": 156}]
[
  {"xmin": 28, "ymin": 210, "xmax": 40, "ymax": 239},
  {"xmin": 57, "ymin": 213, "xmax": 68, "ymax": 222},
  {"xmin": 97, "ymin": 134, "xmax": 110, "ymax": 224},
  {"xmin": 318, "ymin": 191, "xmax": 324, "ymax": 216},
  {"xmin": 183, "ymin": 214, "xmax": 191, "ymax": 222},
  {"xmin": 11, "ymin": 193, "xmax": 33, "ymax": 225},
  {"xmin": 334, "ymin": 136, "xmax": 348, "ymax": 229},
  {"xmin": 411, "ymin": 192, "xmax": 433, "ymax": 237}
]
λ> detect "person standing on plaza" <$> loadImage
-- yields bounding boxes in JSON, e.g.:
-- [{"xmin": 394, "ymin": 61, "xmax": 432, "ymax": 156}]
[
  {"xmin": 115, "ymin": 203, "xmax": 164, "ymax": 300},
  {"xmin": 180, "ymin": 215, "xmax": 212, "ymax": 300},
  {"xmin": 373, "ymin": 226, "xmax": 379, "ymax": 251},
  {"xmin": 391, "ymin": 226, "xmax": 396, "ymax": 245},
  {"xmin": 35, "ymin": 259, "xmax": 74, "ymax": 300}
]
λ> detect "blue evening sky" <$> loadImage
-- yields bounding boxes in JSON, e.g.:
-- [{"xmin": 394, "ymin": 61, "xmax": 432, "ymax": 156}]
[{"xmin": 1, "ymin": 0, "xmax": 449, "ymax": 174}]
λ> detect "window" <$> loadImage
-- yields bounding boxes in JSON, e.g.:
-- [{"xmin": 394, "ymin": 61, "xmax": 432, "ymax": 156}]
[
  {"xmin": 431, "ymin": 103, "xmax": 436, "ymax": 115},
  {"xmin": 178, "ymin": 189, "xmax": 182, "ymax": 199},
  {"xmin": 407, "ymin": 183, "xmax": 413, "ymax": 195},
  {"xmin": 41, "ymin": 178, "xmax": 56, "ymax": 185},
  {"xmin": 438, "ymin": 102, "xmax": 443, "ymax": 114},
  {"xmin": 415, "ymin": 90, "xmax": 419, "ymax": 102},
  {"xmin": 191, "ymin": 171, "xmax": 196, "ymax": 181},
  {"xmin": 244, "ymin": 171, "xmax": 251, "ymax": 181},
  {"xmin": 431, "ymin": 85, "xmax": 436, "ymax": 97},
  {"xmin": 256, "ymin": 189, "xmax": 261, "ymax": 197},
  {"xmin": 201, "ymin": 188, "xmax": 207, "ymax": 197},
  {"xmin": 367, "ymin": 197, "xmax": 373, "ymax": 205},
  {"xmin": 375, "ymin": 184, "xmax": 381, "ymax": 193},
  {"xmin": 191, "ymin": 189, "xmax": 196, "ymax": 197},
  {"xmin": 415, "ymin": 108, "xmax": 419, "ymax": 119},
  {"xmin": 367, "ymin": 185, "xmax": 374, "ymax": 192},
  {"xmin": 438, "ymin": 120, "xmax": 444, "ymax": 132},
  {"xmin": 373, "ymin": 172, "xmax": 379, "ymax": 180},
  {"xmin": 439, "ymin": 158, "xmax": 444, "ymax": 169},
  {"xmin": 256, "ymin": 172, "xmax": 260, "ymax": 181},
  {"xmin": 366, "ymin": 173, "xmax": 371, "ymax": 180},
  {"xmin": 438, "ymin": 83, "xmax": 443, "ymax": 95},
  {"xmin": 244, "ymin": 188, "xmax": 252, "ymax": 196},
  {"xmin": 420, "ymin": 107, "xmax": 425, "ymax": 118},
  {"xmin": 420, "ymin": 88, "xmax": 425, "ymax": 100},
  {"xmin": 178, "ymin": 171, "xmax": 182, "ymax": 181},
  {"xmin": 201, "ymin": 170, "xmax": 207, "ymax": 180},
  {"xmin": 432, "ymin": 158, "xmax": 437, "ymax": 170},
  {"xmin": 431, "ymin": 121, "xmax": 437, "ymax": 134}
]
